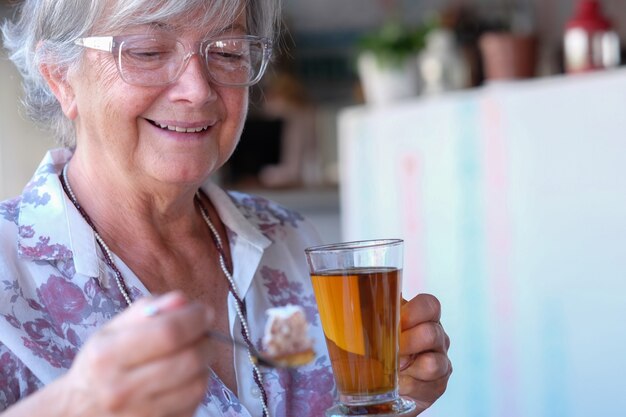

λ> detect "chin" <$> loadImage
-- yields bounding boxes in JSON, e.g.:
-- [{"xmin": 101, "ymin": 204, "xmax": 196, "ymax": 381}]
[{"xmin": 148, "ymin": 161, "xmax": 215, "ymax": 187}]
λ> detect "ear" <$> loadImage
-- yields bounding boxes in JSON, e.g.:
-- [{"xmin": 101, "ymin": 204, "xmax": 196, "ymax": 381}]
[{"xmin": 39, "ymin": 62, "xmax": 78, "ymax": 120}]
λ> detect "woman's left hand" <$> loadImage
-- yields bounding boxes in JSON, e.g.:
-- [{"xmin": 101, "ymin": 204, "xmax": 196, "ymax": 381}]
[{"xmin": 398, "ymin": 293, "xmax": 452, "ymax": 415}]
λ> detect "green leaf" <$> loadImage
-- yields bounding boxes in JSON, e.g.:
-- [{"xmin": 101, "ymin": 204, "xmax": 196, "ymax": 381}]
[{"xmin": 358, "ymin": 20, "xmax": 434, "ymax": 68}]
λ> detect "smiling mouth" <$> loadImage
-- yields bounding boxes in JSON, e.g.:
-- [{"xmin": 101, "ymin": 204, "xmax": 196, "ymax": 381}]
[{"xmin": 146, "ymin": 118, "xmax": 210, "ymax": 133}]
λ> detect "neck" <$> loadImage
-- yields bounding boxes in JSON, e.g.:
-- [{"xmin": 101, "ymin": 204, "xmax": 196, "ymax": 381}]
[
  {"xmin": 64, "ymin": 155, "xmax": 206, "ymax": 245},
  {"xmin": 61, "ymin": 159, "xmax": 229, "ymax": 298}
]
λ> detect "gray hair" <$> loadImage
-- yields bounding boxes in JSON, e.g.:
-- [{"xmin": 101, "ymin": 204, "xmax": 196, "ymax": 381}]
[{"xmin": 2, "ymin": 0, "xmax": 281, "ymax": 147}]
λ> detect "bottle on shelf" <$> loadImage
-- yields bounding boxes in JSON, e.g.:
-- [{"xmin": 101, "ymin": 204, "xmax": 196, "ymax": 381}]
[{"xmin": 564, "ymin": 0, "xmax": 621, "ymax": 73}]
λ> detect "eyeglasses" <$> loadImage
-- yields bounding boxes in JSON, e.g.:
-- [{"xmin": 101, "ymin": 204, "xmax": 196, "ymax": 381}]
[{"xmin": 74, "ymin": 34, "xmax": 273, "ymax": 87}]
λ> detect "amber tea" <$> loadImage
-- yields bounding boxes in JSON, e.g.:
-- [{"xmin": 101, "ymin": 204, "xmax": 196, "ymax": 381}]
[
  {"xmin": 305, "ymin": 239, "xmax": 415, "ymax": 417},
  {"xmin": 311, "ymin": 267, "xmax": 401, "ymax": 396}
]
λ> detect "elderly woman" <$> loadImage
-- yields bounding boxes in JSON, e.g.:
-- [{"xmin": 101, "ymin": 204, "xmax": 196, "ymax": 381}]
[{"xmin": 0, "ymin": 1, "xmax": 451, "ymax": 416}]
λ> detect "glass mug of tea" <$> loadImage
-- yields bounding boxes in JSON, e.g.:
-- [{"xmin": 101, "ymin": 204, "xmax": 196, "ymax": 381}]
[{"xmin": 305, "ymin": 239, "xmax": 416, "ymax": 417}]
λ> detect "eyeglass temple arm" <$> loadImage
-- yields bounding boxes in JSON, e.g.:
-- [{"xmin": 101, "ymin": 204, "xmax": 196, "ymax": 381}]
[{"xmin": 74, "ymin": 36, "xmax": 114, "ymax": 52}]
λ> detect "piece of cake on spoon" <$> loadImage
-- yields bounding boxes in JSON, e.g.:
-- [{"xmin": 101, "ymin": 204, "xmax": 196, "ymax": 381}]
[{"xmin": 261, "ymin": 304, "xmax": 315, "ymax": 367}]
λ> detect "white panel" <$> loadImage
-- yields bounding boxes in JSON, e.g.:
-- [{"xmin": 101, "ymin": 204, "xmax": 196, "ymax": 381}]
[{"xmin": 339, "ymin": 69, "xmax": 626, "ymax": 417}]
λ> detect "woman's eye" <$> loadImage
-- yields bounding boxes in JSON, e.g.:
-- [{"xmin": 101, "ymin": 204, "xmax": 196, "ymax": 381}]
[
  {"xmin": 215, "ymin": 51, "xmax": 240, "ymax": 59},
  {"xmin": 125, "ymin": 48, "xmax": 174, "ymax": 61},
  {"xmin": 209, "ymin": 50, "xmax": 246, "ymax": 62},
  {"xmin": 131, "ymin": 50, "xmax": 160, "ymax": 57}
]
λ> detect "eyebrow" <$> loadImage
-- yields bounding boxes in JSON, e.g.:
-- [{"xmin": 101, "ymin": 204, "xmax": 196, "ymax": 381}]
[
  {"xmin": 223, "ymin": 23, "xmax": 247, "ymax": 33},
  {"xmin": 146, "ymin": 22, "xmax": 174, "ymax": 31},
  {"xmin": 142, "ymin": 21, "xmax": 248, "ymax": 37},
  {"xmin": 208, "ymin": 22, "xmax": 248, "ymax": 38}
]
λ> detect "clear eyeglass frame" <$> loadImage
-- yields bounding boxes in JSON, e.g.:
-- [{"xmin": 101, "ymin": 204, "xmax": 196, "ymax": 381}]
[{"xmin": 74, "ymin": 34, "xmax": 273, "ymax": 87}]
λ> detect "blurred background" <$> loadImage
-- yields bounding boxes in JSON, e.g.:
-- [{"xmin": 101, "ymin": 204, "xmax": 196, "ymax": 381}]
[{"xmin": 2, "ymin": 0, "xmax": 626, "ymax": 416}]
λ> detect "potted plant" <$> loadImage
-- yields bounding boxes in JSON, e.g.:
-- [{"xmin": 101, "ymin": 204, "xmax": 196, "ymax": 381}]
[{"xmin": 356, "ymin": 21, "xmax": 431, "ymax": 105}]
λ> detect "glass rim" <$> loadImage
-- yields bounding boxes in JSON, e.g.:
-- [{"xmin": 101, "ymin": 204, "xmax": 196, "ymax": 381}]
[
  {"xmin": 304, "ymin": 238, "xmax": 403, "ymax": 254},
  {"xmin": 74, "ymin": 34, "xmax": 272, "ymax": 88},
  {"xmin": 117, "ymin": 35, "xmax": 271, "ymax": 87}
]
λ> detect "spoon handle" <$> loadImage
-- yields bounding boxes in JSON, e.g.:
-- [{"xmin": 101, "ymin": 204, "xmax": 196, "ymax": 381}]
[{"xmin": 206, "ymin": 330, "xmax": 281, "ymax": 368}]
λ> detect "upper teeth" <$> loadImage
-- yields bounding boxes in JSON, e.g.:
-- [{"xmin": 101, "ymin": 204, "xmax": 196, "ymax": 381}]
[{"xmin": 156, "ymin": 122, "xmax": 209, "ymax": 133}]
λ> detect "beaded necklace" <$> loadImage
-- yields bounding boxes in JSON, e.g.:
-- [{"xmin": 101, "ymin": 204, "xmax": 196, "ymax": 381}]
[{"xmin": 60, "ymin": 164, "xmax": 270, "ymax": 417}]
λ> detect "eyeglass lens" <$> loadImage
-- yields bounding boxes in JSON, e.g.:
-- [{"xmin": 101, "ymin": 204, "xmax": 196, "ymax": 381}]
[{"xmin": 115, "ymin": 36, "xmax": 267, "ymax": 87}]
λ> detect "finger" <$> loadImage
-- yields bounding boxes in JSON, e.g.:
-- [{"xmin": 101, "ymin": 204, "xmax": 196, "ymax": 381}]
[
  {"xmin": 137, "ymin": 369, "xmax": 210, "ymax": 415},
  {"xmin": 104, "ymin": 291, "xmax": 190, "ymax": 331},
  {"xmin": 123, "ymin": 303, "xmax": 212, "ymax": 365},
  {"xmin": 165, "ymin": 404, "xmax": 204, "ymax": 417},
  {"xmin": 400, "ymin": 294, "xmax": 441, "ymax": 330},
  {"xmin": 400, "ymin": 351, "xmax": 452, "ymax": 382},
  {"xmin": 87, "ymin": 302, "xmax": 213, "ymax": 370},
  {"xmin": 96, "ymin": 337, "xmax": 213, "ymax": 410},
  {"xmin": 127, "ymin": 338, "xmax": 213, "ymax": 399},
  {"xmin": 398, "ymin": 371, "xmax": 451, "ymax": 404},
  {"xmin": 140, "ymin": 291, "xmax": 190, "ymax": 314},
  {"xmin": 400, "ymin": 321, "xmax": 447, "ymax": 355},
  {"xmin": 149, "ymin": 372, "xmax": 209, "ymax": 417},
  {"xmin": 96, "ymin": 292, "xmax": 186, "ymax": 335}
]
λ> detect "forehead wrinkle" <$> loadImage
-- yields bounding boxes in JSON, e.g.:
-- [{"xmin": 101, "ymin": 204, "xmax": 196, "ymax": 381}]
[
  {"xmin": 130, "ymin": 16, "xmax": 248, "ymax": 41},
  {"xmin": 189, "ymin": 2, "xmax": 246, "ymax": 33},
  {"xmin": 166, "ymin": 19, "xmax": 248, "ymax": 38},
  {"xmin": 101, "ymin": 1, "xmax": 245, "ymax": 35}
]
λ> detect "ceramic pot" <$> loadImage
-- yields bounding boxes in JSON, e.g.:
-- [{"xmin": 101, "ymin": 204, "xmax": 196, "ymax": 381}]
[
  {"xmin": 479, "ymin": 32, "xmax": 537, "ymax": 80},
  {"xmin": 357, "ymin": 51, "xmax": 420, "ymax": 105}
]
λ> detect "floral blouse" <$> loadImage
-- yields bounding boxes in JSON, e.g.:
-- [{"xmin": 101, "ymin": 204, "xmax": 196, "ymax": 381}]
[{"xmin": 0, "ymin": 149, "xmax": 335, "ymax": 417}]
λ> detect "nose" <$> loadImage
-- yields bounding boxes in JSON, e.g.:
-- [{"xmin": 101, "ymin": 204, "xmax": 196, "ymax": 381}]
[{"xmin": 167, "ymin": 53, "xmax": 216, "ymax": 105}]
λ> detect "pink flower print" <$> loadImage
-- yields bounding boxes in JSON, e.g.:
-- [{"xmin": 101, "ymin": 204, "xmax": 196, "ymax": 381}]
[
  {"xmin": 0, "ymin": 349, "xmax": 42, "ymax": 405},
  {"xmin": 272, "ymin": 366, "xmax": 335, "ymax": 416},
  {"xmin": 22, "ymin": 338, "xmax": 76, "ymax": 369},
  {"xmin": 21, "ymin": 181, "xmax": 50, "ymax": 208},
  {"xmin": 260, "ymin": 266, "xmax": 319, "ymax": 326},
  {"xmin": 228, "ymin": 192, "xmax": 305, "ymax": 240},
  {"xmin": 0, "ymin": 197, "xmax": 21, "ymax": 224},
  {"xmin": 23, "ymin": 318, "xmax": 62, "ymax": 341},
  {"xmin": 2, "ymin": 313, "xmax": 21, "ymax": 330},
  {"xmin": 38, "ymin": 275, "xmax": 88, "ymax": 324},
  {"xmin": 19, "ymin": 236, "xmax": 72, "ymax": 259},
  {"xmin": 27, "ymin": 298, "xmax": 45, "ymax": 312},
  {"xmin": 0, "ymin": 351, "xmax": 21, "ymax": 404},
  {"xmin": 18, "ymin": 225, "xmax": 35, "ymax": 239}
]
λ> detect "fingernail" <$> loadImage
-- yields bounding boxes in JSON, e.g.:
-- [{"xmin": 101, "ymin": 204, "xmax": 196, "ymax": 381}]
[
  {"xmin": 159, "ymin": 291, "xmax": 185, "ymax": 304},
  {"xmin": 142, "ymin": 304, "xmax": 160, "ymax": 317},
  {"xmin": 142, "ymin": 292, "xmax": 186, "ymax": 317},
  {"xmin": 399, "ymin": 355, "xmax": 414, "ymax": 371}
]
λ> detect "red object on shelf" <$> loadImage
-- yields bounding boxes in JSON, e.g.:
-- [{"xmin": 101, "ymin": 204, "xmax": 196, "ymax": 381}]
[
  {"xmin": 566, "ymin": 0, "xmax": 611, "ymax": 32},
  {"xmin": 564, "ymin": 0, "xmax": 621, "ymax": 73}
]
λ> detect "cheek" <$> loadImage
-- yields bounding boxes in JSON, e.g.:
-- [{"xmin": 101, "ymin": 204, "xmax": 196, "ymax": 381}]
[
  {"xmin": 226, "ymin": 88, "xmax": 249, "ymax": 133},
  {"xmin": 95, "ymin": 60, "xmax": 159, "ymax": 121},
  {"xmin": 218, "ymin": 89, "xmax": 248, "ymax": 160},
  {"xmin": 74, "ymin": 57, "xmax": 119, "ymax": 118},
  {"xmin": 96, "ymin": 59, "xmax": 120, "ymax": 89},
  {"xmin": 75, "ymin": 56, "xmax": 160, "ymax": 145},
  {"xmin": 80, "ymin": 52, "xmax": 120, "ymax": 95}
]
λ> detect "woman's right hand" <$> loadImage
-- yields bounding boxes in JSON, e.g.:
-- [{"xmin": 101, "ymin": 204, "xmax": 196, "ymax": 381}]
[{"xmin": 59, "ymin": 291, "xmax": 213, "ymax": 417}]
